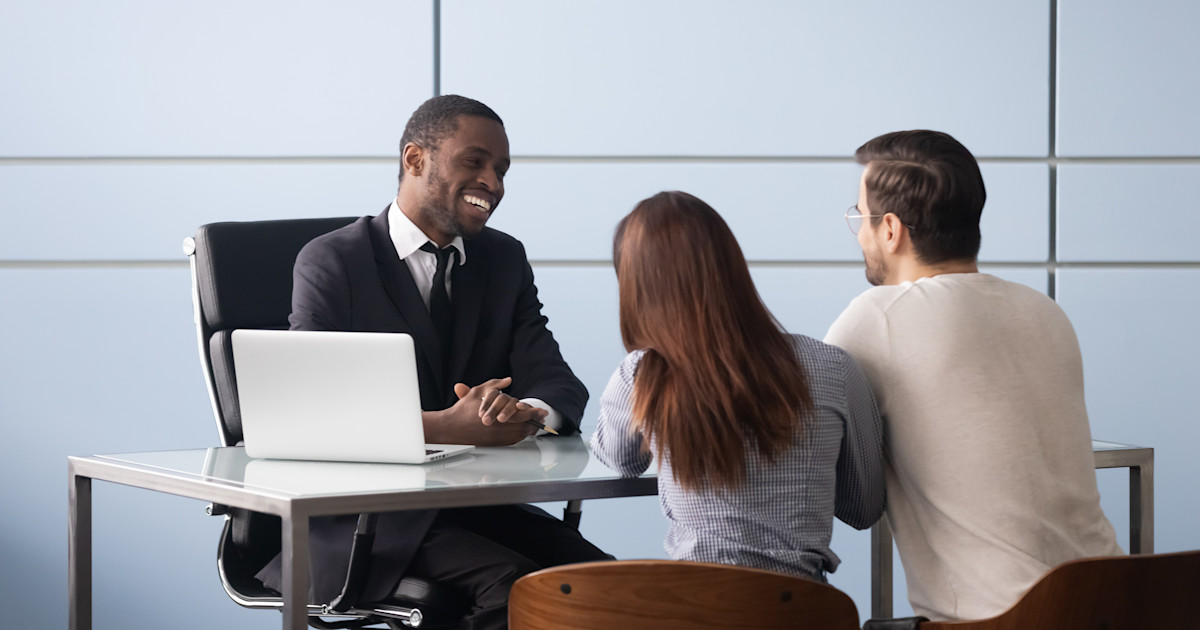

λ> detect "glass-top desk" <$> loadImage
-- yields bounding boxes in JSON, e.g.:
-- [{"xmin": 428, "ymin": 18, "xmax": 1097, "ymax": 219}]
[
  {"xmin": 67, "ymin": 436, "xmax": 657, "ymax": 630},
  {"xmin": 869, "ymin": 439, "xmax": 1154, "ymax": 619},
  {"xmin": 69, "ymin": 438, "xmax": 1152, "ymax": 628}
]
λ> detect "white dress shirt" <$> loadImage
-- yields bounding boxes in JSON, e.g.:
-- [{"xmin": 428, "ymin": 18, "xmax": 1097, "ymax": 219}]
[
  {"xmin": 387, "ymin": 200, "xmax": 563, "ymax": 432},
  {"xmin": 388, "ymin": 200, "xmax": 466, "ymax": 308}
]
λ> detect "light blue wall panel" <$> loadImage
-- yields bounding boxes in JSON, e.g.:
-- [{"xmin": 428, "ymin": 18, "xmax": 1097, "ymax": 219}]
[
  {"xmin": 0, "ymin": 0, "xmax": 431, "ymax": 157},
  {"xmin": 532, "ymin": 266, "xmax": 623, "ymax": 425},
  {"xmin": 442, "ymin": 0, "xmax": 1049, "ymax": 157},
  {"xmin": 1056, "ymin": 269, "xmax": 1200, "ymax": 554},
  {"xmin": 1057, "ymin": 0, "xmax": 1200, "ymax": 156},
  {"xmin": 0, "ymin": 159, "xmax": 1045, "ymax": 263},
  {"xmin": 575, "ymin": 494, "xmax": 671, "ymax": 560},
  {"xmin": 0, "ymin": 268, "xmax": 259, "ymax": 629},
  {"xmin": 978, "ymin": 165, "xmax": 1050, "ymax": 262},
  {"xmin": 492, "ymin": 163, "xmax": 864, "ymax": 262},
  {"xmin": 89, "ymin": 485, "xmax": 263, "ymax": 629},
  {"xmin": 1057, "ymin": 165, "xmax": 1200, "ymax": 262},
  {"xmin": 1093, "ymin": 467, "xmax": 1134, "ymax": 554},
  {"xmin": 752, "ymin": 267, "xmax": 873, "ymax": 338},
  {"xmin": 0, "ymin": 163, "xmax": 397, "ymax": 260},
  {"xmin": 491, "ymin": 163, "xmax": 1047, "ymax": 263}
]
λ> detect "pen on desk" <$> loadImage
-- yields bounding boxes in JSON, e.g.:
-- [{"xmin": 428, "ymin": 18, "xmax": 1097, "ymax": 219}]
[{"xmin": 526, "ymin": 418, "xmax": 559, "ymax": 435}]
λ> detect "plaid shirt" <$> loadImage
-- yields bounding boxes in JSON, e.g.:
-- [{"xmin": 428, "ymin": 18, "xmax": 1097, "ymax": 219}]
[{"xmin": 591, "ymin": 334, "xmax": 885, "ymax": 580}]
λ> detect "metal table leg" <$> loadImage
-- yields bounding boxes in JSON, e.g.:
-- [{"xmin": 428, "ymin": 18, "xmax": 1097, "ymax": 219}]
[
  {"xmin": 69, "ymin": 463, "xmax": 92, "ymax": 630},
  {"xmin": 871, "ymin": 514, "xmax": 893, "ymax": 619},
  {"xmin": 281, "ymin": 510, "xmax": 312, "ymax": 630},
  {"xmin": 1128, "ymin": 453, "xmax": 1154, "ymax": 554},
  {"xmin": 1095, "ymin": 446, "xmax": 1154, "ymax": 554}
]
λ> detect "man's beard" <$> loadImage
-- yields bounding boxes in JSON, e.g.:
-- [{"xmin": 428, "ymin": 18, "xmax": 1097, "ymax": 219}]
[
  {"xmin": 863, "ymin": 248, "xmax": 888, "ymax": 286},
  {"xmin": 417, "ymin": 163, "xmax": 466, "ymax": 239}
]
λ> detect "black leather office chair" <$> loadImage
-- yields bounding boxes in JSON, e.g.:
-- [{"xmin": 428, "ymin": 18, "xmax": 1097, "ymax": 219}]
[{"xmin": 183, "ymin": 217, "xmax": 466, "ymax": 629}]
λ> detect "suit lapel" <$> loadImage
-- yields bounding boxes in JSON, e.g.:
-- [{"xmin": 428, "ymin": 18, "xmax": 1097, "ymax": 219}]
[
  {"xmin": 447, "ymin": 238, "xmax": 487, "ymax": 388},
  {"xmin": 368, "ymin": 210, "xmax": 446, "ymax": 391}
]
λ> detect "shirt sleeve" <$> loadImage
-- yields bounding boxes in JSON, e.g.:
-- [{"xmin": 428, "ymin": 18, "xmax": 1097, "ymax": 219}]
[
  {"xmin": 590, "ymin": 351, "xmax": 653, "ymax": 477},
  {"xmin": 831, "ymin": 348, "xmax": 887, "ymax": 529},
  {"xmin": 520, "ymin": 397, "xmax": 563, "ymax": 433}
]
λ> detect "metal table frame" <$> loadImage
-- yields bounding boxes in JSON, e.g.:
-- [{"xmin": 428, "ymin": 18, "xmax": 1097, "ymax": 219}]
[
  {"xmin": 68, "ymin": 449, "xmax": 657, "ymax": 630},
  {"xmin": 68, "ymin": 440, "xmax": 1153, "ymax": 627},
  {"xmin": 869, "ymin": 441, "xmax": 1154, "ymax": 618}
]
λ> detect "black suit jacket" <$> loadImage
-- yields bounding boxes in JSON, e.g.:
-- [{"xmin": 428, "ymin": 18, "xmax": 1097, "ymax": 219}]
[{"xmin": 257, "ymin": 208, "xmax": 588, "ymax": 603}]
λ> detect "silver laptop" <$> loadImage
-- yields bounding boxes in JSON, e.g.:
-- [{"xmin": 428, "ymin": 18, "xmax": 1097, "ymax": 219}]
[{"xmin": 231, "ymin": 329, "xmax": 474, "ymax": 464}]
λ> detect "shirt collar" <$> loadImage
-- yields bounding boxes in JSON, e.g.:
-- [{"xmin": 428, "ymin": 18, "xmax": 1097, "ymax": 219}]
[{"xmin": 387, "ymin": 200, "xmax": 467, "ymax": 265}]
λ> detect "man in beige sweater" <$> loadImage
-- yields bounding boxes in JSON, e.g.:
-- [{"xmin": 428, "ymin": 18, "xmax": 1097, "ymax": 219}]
[{"xmin": 824, "ymin": 130, "xmax": 1122, "ymax": 621}]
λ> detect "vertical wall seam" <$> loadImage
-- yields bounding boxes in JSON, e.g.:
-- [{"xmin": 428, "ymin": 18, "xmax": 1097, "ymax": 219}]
[
  {"xmin": 433, "ymin": 0, "xmax": 441, "ymax": 96},
  {"xmin": 1048, "ymin": 0, "xmax": 1060, "ymax": 299}
]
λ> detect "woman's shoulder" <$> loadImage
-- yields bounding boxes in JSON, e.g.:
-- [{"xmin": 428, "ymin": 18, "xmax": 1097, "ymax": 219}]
[
  {"xmin": 612, "ymin": 349, "xmax": 648, "ymax": 382},
  {"xmin": 786, "ymin": 333, "xmax": 870, "ymax": 399},
  {"xmin": 622, "ymin": 348, "xmax": 647, "ymax": 366},
  {"xmin": 786, "ymin": 333, "xmax": 853, "ymax": 367}
]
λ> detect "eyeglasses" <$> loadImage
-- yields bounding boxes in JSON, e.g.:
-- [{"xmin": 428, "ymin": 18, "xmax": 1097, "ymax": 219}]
[
  {"xmin": 843, "ymin": 205, "xmax": 917, "ymax": 235},
  {"xmin": 844, "ymin": 205, "xmax": 883, "ymax": 235}
]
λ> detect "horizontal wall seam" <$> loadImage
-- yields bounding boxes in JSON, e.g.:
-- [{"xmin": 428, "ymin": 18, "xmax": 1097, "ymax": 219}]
[
  {"xmin": 0, "ymin": 261, "xmax": 191, "ymax": 269},
  {"xmin": 531, "ymin": 261, "xmax": 1200, "ymax": 268},
  {"xmin": 3, "ymin": 156, "xmax": 1200, "ymax": 166},
  {"xmin": 4, "ymin": 260, "xmax": 1199, "ymax": 270}
]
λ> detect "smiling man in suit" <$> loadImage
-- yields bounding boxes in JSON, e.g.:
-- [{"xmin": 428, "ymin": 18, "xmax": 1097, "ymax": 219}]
[{"xmin": 257, "ymin": 95, "xmax": 606, "ymax": 630}]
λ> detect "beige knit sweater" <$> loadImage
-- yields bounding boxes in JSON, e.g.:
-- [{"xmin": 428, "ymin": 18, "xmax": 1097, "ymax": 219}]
[{"xmin": 826, "ymin": 273, "xmax": 1122, "ymax": 621}]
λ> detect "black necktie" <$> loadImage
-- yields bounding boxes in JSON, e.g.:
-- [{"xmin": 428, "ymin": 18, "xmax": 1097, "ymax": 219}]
[{"xmin": 419, "ymin": 242, "xmax": 457, "ymax": 363}]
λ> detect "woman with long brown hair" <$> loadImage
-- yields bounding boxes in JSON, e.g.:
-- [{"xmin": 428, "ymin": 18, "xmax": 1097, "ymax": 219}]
[{"xmin": 592, "ymin": 191, "xmax": 885, "ymax": 581}]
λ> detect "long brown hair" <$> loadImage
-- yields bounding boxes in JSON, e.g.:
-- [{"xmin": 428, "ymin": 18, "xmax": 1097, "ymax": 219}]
[{"xmin": 614, "ymin": 191, "xmax": 812, "ymax": 491}]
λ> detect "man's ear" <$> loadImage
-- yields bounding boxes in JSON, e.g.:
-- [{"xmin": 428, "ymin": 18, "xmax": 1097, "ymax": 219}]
[
  {"xmin": 401, "ymin": 142, "xmax": 425, "ymax": 178},
  {"xmin": 880, "ymin": 213, "xmax": 906, "ymax": 254}
]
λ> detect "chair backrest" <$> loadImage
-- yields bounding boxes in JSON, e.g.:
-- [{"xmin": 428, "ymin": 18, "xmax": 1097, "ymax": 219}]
[
  {"xmin": 508, "ymin": 560, "xmax": 861, "ymax": 630},
  {"xmin": 184, "ymin": 217, "xmax": 356, "ymax": 446},
  {"xmin": 920, "ymin": 550, "xmax": 1200, "ymax": 630},
  {"xmin": 185, "ymin": 217, "xmax": 454, "ymax": 626}
]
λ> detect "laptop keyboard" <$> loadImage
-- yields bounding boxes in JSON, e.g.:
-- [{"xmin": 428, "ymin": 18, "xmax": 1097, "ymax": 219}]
[{"xmin": 425, "ymin": 449, "xmax": 443, "ymax": 455}]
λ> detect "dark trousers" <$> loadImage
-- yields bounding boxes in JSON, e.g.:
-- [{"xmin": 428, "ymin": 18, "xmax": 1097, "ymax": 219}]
[{"xmin": 405, "ymin": 504, "xmax": 611, "ymax": 630}]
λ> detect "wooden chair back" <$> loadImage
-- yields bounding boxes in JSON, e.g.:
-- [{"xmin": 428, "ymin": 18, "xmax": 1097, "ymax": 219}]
[
  {"xmin": 922, "ymin": 550, "xmax": 1200, "ymax": 630},
  {"xmin": 509, "ymin": 560, "xmax": 861, "ymax": 630}
]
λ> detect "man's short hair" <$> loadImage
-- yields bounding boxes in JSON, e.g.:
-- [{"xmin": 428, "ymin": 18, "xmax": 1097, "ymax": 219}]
[
  {"xmin": 855, "ymin": 130, "xmax": 986, "ymax": 264},
  {"xmin": 398, "ymin": 95, "xmax": 504, "ymax": 183}
]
